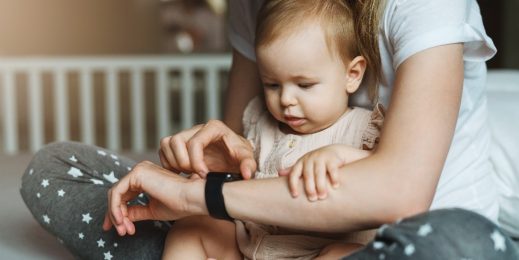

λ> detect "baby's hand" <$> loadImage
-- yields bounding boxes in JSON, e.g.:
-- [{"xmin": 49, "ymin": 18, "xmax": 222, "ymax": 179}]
[{"xmin": 280, "ymin": 145, "xmax": 371, "ymax": 201}]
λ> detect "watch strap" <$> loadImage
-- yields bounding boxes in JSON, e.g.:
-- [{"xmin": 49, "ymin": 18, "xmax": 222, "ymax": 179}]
[{"xmin": 205, "ymin": 172, "xmax": 242, "ymax": 221}]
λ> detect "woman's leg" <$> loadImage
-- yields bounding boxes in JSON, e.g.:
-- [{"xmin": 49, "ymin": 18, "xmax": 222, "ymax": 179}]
[
  {"xmin": 162, "ymin": 215, "xmax": 241, "ymax": 260},
  {"xmin": 20, "ymin": 141, "xmax": 170, "ymax": 259},
  {"xmin": 344, "ymin": 208, "xmax": 519, "ymax": 259}
]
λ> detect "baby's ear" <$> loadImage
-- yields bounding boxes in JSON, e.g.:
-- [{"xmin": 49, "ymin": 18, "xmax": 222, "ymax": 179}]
[{"xmin": 345, "ymin": 56, "xmax": 367, "ymax": 94}]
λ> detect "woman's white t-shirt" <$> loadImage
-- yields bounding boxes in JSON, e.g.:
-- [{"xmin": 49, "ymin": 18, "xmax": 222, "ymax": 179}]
[{"xmin": 228, "ymin": 0, "xmax": 499, "ymax": 223}]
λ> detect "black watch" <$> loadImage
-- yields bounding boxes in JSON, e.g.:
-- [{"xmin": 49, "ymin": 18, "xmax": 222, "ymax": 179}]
[{"xmin": 205, "ymin": 172, "xmax": 243, "ymax": 221}]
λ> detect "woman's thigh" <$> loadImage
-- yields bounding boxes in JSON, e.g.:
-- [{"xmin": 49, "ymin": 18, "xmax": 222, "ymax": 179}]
[
  {"xmin": 20, "ymin": 141, "xmax": 170, "ymax": 259},
  {"xmin": 344, "ymin": 208, "xmax": 519, "ymax": 260}
]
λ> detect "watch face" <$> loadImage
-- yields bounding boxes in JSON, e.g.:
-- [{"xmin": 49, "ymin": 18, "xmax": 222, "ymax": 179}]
[
  {"xmin": 208, "ymin": 172, "xmax": 243, "ymax": 181},
  {"xmin": 224, "ymin": 173, "xmax": 243, "ymax": 181}
]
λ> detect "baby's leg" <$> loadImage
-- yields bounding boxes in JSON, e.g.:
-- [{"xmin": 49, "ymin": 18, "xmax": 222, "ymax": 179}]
[{"xmin": 163, "ymin": 215, "xmax": 241, "ymax": 259}]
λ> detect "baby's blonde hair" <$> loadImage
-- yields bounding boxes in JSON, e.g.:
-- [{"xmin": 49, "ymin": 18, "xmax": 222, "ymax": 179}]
[{"xmin": 255, "ymin": 0, "xmax": 383, "ymax": 103}]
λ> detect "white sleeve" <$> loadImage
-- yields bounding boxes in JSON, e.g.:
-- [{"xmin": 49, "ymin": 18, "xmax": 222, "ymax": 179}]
[
  {"xmin": 227, "ymin": 0, "xmax": 263, "ymax": 61},
  {"xmin": 384, "ymin": 0, "xmax": 497, "ymax": 69}
]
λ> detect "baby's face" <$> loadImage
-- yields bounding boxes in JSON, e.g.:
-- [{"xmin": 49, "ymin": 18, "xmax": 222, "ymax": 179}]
[{"xmin": 256, "ymin": 23, "xmax": 351, "ymax": 134}]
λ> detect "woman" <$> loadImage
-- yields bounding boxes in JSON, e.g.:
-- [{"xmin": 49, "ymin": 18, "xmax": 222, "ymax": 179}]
[{"xmin": 21, "ymin": 0, "xmax": 519, "ymax": 259}]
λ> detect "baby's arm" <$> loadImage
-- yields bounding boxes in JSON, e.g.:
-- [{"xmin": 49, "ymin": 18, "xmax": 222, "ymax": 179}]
[{"xmin": 281, "ymin": 144, "xmax": 372, "ymax": 201}]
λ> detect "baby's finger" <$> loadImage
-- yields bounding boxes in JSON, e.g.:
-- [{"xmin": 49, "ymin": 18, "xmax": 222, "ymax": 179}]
[
  {"xmin": 302, "ymin": 161, "xmax": 317, "ymax": 201},
  {"xmin": 315, "ymin": 161, "xmax": 328, "ymax": 200},
  {"xmin": 327, "ymin": 162, "xmax": 340, "ymax": 189},
  {"xmin": 288, "ymin": 163, "xmax": 303, "ymax": 197}
]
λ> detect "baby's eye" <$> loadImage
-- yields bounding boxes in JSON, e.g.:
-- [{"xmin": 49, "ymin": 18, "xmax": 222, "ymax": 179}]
[
  {"xmin": 298, "ymin": 83, "xmax": 316, "ymax": 89},
  {"xmin": 263, "ymin": 83, "xmax": 280, "ymax": 89}
]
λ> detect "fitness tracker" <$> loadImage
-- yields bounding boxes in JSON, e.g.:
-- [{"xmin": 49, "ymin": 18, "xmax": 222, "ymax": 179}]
[{"xmin": 205, "ymin": 172, "xmax": 243, "ymax": 221}]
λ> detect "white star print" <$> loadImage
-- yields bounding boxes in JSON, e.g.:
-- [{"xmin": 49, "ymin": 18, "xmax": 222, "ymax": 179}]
[
  {"xmin": 418, "ymin": 223, "xmax": 433, "ymax": 237},
  {"xmin": 110, "ymin": 154, "xmax": 118, "ymax": 160},
  {"xmin": 43, "ymin": 215, "xmax": 50, "ymax": 224},
  {"xmin": 103, "ymin": 172, "xmax": 119, "ymax": 183},
  {"xmin": 97, "ymin": 150, "xmax": 107, "ymax": 156},
  {"xmin": 67, "ymin": 167, "xmax": 83, "ymax": 178},
  {"xmin": 90, "ymin": 179, "xmax": 104, "ymax": 185},
  {"xmin": 41, "ymin": 179, "xmax": 50, "ymax": 188},
  {"xmin": 82, "ymin": 213, "xmax": 93, "ymax": 224},
  {"xmin": 29, "ymin": 168, "xmax": 34, "ymax": 175},
  {"xmin": 379, "ymin": 254, "xmax": 386, "ymax": 260},
  {"xmin": 57, "ymin": 189, "xmax": 66, "ymax": 197},
  {"xmin": 69, "ymin": 155, "xmax": 78, "ymax": 162},
  {"xmin": 491, "ymin": 229, "xmax": 507, "ymax": 252},
  {"xmin": 104, "ymin": 251, "xmax": 113, "ymax": 260},
  {"xmin": 127, "ymin": 167, "xmax": 132, "ymax": 171},
  {"xmin": 373, "ymin": 241, "xmax": 384, "ymax": 250},
  {"xmin": 404, "ymin": 243, "xmax": 415, "ymax": 256},
  {"xmin": 78, "ymin": 233, "xmax": 84, "ymax": 239},
  {"xmin": 37, "ymin": 193, "xmax": 41, "ymax": 198},
  {"xmin": 114, "ymin": 161, "xmax": 120, "ymax": 166},
  {"xmin": 97, "ymin": 238, "xmax": 106, "ymax": 248},
  {"xmin": 113, "ymin": 243, "xmax": 118, "ymax": 247}
]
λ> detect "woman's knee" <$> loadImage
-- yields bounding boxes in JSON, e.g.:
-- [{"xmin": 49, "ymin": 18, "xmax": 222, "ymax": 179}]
[{"xmin": 345, "ymin": 208, "xmax": 519, "ymax": 259}]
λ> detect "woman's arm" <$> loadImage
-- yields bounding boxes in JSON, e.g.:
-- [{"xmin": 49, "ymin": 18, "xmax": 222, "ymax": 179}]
[
  {"xmin": 106, "ymin": 44, "xmax": 464, "ymax": 234},
  {"xmin": 225, "ymin": 43, "xmax": 464, "ymax": 232},
  {"xmin": 223, "ymin": 49, "xmax": 262, "ymax": 133}
]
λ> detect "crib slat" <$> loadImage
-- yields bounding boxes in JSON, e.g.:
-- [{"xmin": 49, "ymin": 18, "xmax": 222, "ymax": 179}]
[
  {"xmin": 131, "ymin": 67, "xmax": 145, "ymax": 152},
  {"xmin": 28, "ymin": 69, "xmax": 44, "ymax": 152},
  {"xmin": 156, "ymin": 67, "xmax": 170, "ymax": 141},
  {"xmin": 181, "ymin": 67, "xmax": 194, "ymax": 130},
  {"xmin": 106, "ymin": 68, "xmax": 120, "ymax": 151},
  {"xmin": 80, "ymin": 69, "xmax": 95, "ymax": 145},
  {"xmin": 205, "ymin": 67, "xmax": 220, "ymax": 120},
  {"xmin": 1, "ymin": 70, "xmax": 19, "ymax": 154},
  {"xmin": 54, "ymin": 69, "xmax": 69, "ymax": 141}
]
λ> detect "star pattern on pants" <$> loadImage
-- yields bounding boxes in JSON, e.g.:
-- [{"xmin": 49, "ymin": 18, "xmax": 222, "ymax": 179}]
[
  {"xmin": 97, "ymin": 238, "xmax": 106, "ymax": 248},
  {"xmin": 82, "ymin": 213, "xmax": 93, "ymax": 224}
]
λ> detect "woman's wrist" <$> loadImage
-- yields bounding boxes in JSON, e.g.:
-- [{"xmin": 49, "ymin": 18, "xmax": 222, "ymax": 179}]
[{"xmin": 182, "ymin": 178, "xmax": 209, "ymax": 216}]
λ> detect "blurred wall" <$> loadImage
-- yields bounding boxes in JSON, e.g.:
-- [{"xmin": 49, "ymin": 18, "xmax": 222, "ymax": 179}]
[
  {"xmin": 504, "ymin": 0, "xmax": 519, "ymax": 69},
  {"xmin": 0, "ymin": 0, "xmax": 162, "ymax": 56}
]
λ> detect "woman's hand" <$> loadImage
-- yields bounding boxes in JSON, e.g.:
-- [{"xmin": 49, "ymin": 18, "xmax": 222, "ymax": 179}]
[
  {"xmin": 159, "ymin": 120, "xmax": 257, "ymax": 179},
  {"xmin": 279, "ymin": 145, "xmax": 372, "ymax": 201},
  {"xmin": 102, "ymin": 161, "xmax": 205, "ymax": 236}
]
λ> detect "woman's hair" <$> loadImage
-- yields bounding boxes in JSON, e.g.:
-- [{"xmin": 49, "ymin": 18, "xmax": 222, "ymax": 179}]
[{"xmin": 255, "ymin": 0, "xmax": 383, "ymax": 103}]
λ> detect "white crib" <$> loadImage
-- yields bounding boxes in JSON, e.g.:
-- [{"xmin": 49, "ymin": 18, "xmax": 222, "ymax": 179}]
[{"xmin": 0, "ymin": 54, "xmax": 232, "ymax": 154}]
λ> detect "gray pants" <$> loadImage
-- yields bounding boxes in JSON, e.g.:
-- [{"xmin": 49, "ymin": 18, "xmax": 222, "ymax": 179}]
[{"xmin": 20, "ymin": 142, "xmax": 519, "ymax": 259}]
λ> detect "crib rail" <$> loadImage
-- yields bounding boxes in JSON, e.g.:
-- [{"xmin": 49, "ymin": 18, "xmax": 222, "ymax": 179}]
[{"xmin": 0, "ymin": 54, "xmax": 232, "ymax": 154}]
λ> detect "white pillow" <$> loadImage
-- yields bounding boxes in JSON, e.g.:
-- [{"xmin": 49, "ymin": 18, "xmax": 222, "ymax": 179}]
[{"xmin": 486, "ymin": 70, "xmax": 519, "ymax": 238}]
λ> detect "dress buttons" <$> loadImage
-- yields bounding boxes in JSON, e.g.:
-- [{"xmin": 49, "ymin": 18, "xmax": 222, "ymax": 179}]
[{"xmin": 288, "ymin": 139, "xmax": 296, "ymax": 148}]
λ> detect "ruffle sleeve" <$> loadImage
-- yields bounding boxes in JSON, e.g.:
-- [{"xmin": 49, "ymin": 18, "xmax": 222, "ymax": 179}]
[{"xmin": 361, "ymin": 103, "xmax": 385, "ymax": 150}]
